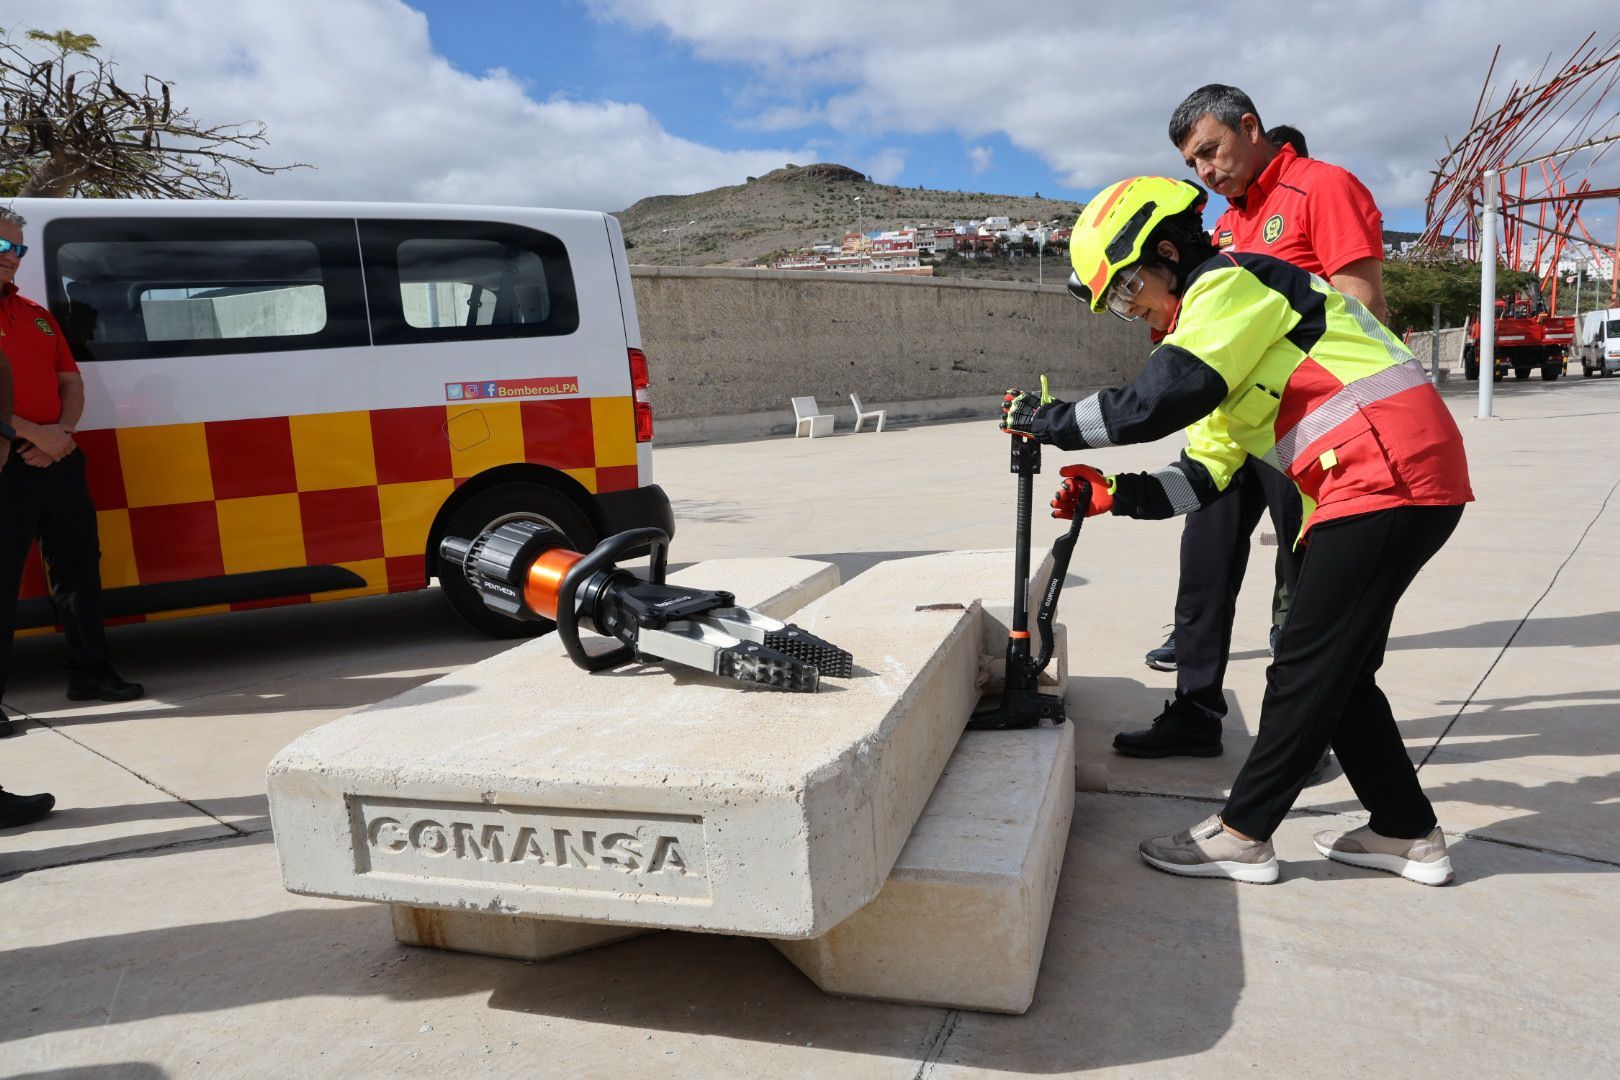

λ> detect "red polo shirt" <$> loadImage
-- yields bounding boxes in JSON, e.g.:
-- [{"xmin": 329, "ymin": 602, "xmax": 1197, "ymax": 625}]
[
  {"xmin": 1211, "ymin": 144, "xmax": 1383, "ymax": 277},
  {"xmin": 0, "ymin": 281, "xmax": 78, "ymax": 425}
]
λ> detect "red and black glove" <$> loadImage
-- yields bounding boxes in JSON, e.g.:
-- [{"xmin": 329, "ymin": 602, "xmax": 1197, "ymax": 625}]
[{"xmin": 1050, "ymin": 464, "xmax": 1115, "ymax": 519}]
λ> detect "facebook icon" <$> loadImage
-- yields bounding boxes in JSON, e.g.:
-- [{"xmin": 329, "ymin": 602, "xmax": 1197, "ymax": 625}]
[{"xmin": 483, "ymin": 382, "xmax": 498, "ymax": 397}]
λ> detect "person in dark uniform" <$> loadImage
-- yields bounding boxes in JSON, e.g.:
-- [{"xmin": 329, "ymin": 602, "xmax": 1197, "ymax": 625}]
[
  {"xmin": 0, "ymin": 206, "xmax": 142, "ymax": 735},
  {"xmin": 0, "ymin": 255, "xmax": 57, "ymax": 829},
  {"xmin": 1119, "ymin": 86, "xmax": 1389, "ymax": 768}
]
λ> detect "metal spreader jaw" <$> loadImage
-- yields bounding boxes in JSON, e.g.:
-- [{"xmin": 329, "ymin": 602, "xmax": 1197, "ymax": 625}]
[{"xmin": 439, "ymin": 523, "xmax": 852, "ymax": 692}]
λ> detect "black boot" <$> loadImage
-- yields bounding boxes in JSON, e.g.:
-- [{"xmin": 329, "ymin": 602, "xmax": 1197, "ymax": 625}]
[
  {"xmin": 0, "ymin": 787, "xmax": 56, "ymax": 830},
  {"xmin": 66, "ymin": 665, "xmax": 144, "ymax": 703},
  {"xmin": 1113, "ymin": 699, "xmax": 1223, "ymax": 758}
]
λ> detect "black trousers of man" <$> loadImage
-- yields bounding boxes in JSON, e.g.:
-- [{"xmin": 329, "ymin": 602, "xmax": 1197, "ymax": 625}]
[
  {"xmin": 0, "ymin": 449, "xmax": 109, "ymax": 700},
  {"xmin": 1173, "ymin": 458, "xmax": 1303, "ymax": 730},
  {"xmin": 1221, "ymin": 504, "xmax": 1463, "ymax": 841}
]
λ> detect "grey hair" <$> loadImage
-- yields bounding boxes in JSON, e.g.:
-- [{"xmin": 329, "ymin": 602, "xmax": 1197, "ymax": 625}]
[
  {"xmin": 0, "ymin": 206, "xmax": 26, "ymax": 228},
  {"xmin": 1168, "ymin": 84, "xmax": 1263, "ymax": 148}
]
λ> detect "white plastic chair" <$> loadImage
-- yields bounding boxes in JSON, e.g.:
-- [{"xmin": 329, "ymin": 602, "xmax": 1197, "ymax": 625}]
[
  {"xmin": 850, "ymin": 393, "xmax": 886, "ymax": 433},
  {"xmin": 791, "ymin": 396, "xmax": 834, "ymax": 438}
]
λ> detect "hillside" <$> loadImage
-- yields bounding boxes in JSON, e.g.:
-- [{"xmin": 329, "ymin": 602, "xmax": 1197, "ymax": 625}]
[
  {"xmin": 615, "ymin": 163, "xmax": 1085, "ymax": 271},
  {"xmin": 616, "ymin": 163, "xmax": 1429, "ymax": 286}
]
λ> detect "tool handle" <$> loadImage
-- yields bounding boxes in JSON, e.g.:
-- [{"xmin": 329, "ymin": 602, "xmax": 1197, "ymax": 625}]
[
  {"xmin": 557, "ymin": 527, "xmax": 670, "ymax": 672},
  {"xmin": 1035, "ymin": 482, "xmax": 1087, "ymax": 673}
]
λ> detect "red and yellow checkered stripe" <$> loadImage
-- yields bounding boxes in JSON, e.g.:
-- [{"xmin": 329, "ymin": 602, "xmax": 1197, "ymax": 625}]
[{"xmin": 20, "ymin": 396, "xmax": 639, "ymax": 627}]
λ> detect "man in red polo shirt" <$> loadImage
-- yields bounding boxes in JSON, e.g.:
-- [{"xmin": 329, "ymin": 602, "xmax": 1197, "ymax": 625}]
[
  {"xmin": 0, "ymin": 334, "xmax": 54, "ymax": 826},
  {"xmin": 0, "ymin": 206, "xmax": 142, "ymax": 735},
  {"xmin": 1113, "ymin": 84, "xmax": 1388, "ymax": 763}
]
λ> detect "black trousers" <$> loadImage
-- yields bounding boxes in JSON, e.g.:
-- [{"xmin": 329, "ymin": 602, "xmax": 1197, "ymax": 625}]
[
  {"xmin": 1174, "ymin": 458, "xmax": 1303, "ymax": 726},
  {"xmin": 1221, "ymin": 504, "xmax": 1464, "ymax": 841},
  {"xmin": 0, "ymin": 448, "xmax": 109, "ymax": 699}
]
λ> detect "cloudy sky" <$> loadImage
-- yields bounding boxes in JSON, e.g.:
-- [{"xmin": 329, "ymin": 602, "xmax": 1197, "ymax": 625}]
[{"xmin": 5, "ymin": 0, "xmax": 1616, "ymax": 234}]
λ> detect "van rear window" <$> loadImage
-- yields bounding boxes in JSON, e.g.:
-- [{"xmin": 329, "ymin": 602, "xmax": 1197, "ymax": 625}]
[
  {"xmin": 360, "ymin": 220, "xmax": 579, "ymax": 345},
  {"xmin": 43, "ymin": 218, "xmax": 369, "ymax": 363}
]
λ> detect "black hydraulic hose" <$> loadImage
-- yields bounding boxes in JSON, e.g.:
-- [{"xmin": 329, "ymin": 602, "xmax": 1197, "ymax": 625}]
[{"xmin": 556, "ymin": 527, "xmax": 670, "ymax": 672}]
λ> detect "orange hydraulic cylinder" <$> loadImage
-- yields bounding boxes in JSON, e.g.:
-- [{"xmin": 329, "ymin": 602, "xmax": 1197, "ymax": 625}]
[{"xmin": 524, "ymin": 547, "xmax": 583, "ymax": 621}]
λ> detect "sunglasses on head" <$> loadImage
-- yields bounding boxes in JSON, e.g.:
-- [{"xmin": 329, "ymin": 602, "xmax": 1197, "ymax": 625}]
[{"xmin": 0, "ymin": 238, "xmax": 28, "ymax": 259}]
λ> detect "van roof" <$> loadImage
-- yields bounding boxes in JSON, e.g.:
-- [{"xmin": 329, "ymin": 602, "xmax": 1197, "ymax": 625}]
[{"xmin": 11, "ymin": 197, "xmax": 613, "ymax": 225}]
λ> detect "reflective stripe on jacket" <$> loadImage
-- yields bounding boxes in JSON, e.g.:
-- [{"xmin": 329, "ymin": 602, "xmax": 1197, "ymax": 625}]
[{"xmin": 1035, "ymin": 251, "xmax": 1473, "ymax": 536}]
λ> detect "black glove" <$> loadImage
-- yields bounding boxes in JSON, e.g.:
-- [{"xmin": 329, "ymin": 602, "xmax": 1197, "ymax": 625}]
[{"xmin": 999, "ymin": 386, "xmax": 1068, "ymax": 441}]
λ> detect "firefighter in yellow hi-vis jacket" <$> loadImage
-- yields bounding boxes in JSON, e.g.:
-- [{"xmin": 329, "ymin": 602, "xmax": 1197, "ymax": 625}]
[{"xmin": 1002, "ymin": 176, "xmax": 1473, "ymax": 886}]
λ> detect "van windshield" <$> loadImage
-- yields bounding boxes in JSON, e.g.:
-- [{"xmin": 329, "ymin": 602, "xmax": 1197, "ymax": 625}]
[{"xmin": 1607, "ymin": 319, "xmax": 1620, "ymax": 337}]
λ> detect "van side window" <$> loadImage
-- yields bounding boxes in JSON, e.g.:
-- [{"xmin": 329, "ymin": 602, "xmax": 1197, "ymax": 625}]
[
  {"xmin": 359, "ymin": 220, "xmax": 579, "ymax": 344},
  {"xmin": 42, "ymin": 218, "xmax": 369, "ymax": 363}
]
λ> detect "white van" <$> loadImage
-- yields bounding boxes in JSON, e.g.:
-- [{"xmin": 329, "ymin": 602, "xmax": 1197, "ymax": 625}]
[
  {"xmin": 1579, "ymin": 308, "xmax": 1620, "ymax": 377},
  {"xmin": 11, "ymin": 198, "xmax": 672, "ymax": 638}
]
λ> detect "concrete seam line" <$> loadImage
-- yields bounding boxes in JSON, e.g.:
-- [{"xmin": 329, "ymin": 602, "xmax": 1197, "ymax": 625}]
[
  {"xmin": 913, "ymin": 1009, "xmax": 961, "ymax": 1080},
  {"xmin": 7, "ymin": 704, "xmax": 251, "ymax": 837},
  {"xmin": 0, "ymin": 829, "xmax": 263, "ymax": 883},
  {"xmin": 1417, "ymin": 473, "xmax": 1620, "ymax": 770}
]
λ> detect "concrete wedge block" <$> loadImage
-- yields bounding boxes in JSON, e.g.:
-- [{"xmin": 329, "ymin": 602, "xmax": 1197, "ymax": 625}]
[{"xmin": 774, "ymin": 722, "xmax": 1074, "ymax": 1014}]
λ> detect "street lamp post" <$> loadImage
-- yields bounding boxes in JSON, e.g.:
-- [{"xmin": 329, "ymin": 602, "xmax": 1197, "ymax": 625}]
[
  {"xmin": 678, "ymin": 219, "xmax": 694, "ymax": 265},
  {"xmin": 663, "ymin": 219, "xmax": 696, "ymax": 265},
  {"xmin": 1478, "ymin": 169, "xmax": 1500, "ymax": 419}
]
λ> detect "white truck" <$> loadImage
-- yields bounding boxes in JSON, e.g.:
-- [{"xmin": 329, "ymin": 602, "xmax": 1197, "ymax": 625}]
[{"xmin": 1579, "ymin": 308, "xmax": 1620, "ymax": 377}]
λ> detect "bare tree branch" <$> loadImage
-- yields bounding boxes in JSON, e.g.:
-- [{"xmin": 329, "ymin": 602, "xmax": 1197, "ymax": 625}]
[{"xmin": 0, "ymin": 25, "xmax": 309, "ymax": 199}]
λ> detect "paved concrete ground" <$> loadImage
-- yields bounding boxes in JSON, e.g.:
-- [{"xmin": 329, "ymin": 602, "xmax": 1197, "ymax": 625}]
[{"xmin": 2, "ymin": 375, "xmax": 1616, "ymax": 1078}]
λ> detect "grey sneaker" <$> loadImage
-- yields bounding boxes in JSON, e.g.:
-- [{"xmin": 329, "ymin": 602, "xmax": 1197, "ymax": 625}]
[
  {"xmin": 1139, "ymin": 814, "xmax": 1279, "ymax": 883},
  {"xmin": 1144, "ymin": 630, "xmax": 1177, "ymax": 672},
  {"xmin": 1313, "ymin": 824, "xmax": 1454, "ymax": 886}
]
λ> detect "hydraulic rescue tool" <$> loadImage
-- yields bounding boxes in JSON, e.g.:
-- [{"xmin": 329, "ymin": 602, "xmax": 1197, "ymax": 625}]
[
  {"xmin": 969, "ymin": 376, "xmax": 1088, "ymax": 731},
  {"xmin": 439, "ymin": 523, "xmax": 853, "ymax": 692}
]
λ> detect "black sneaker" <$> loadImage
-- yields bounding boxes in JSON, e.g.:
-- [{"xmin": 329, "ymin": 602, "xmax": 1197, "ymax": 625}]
[
  {"xmin": 66, "ymin": 666, "xmax": 145, "ymax": 703},
  {"xmin": 1113, "ymin": 700, "xmax": 1223, "ymax": 758},
  {"xmin": 0, "ymin": 787, "xmax": 56, "ymax": 830},
  {"xmin": 1145, "ymin": 630, "xmax": 1177, "ymax": 672}
]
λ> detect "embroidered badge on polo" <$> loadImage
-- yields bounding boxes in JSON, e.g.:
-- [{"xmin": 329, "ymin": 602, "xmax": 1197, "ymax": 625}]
[
  {"xmin": 1263, "ymin": 214, "xmax": 1285, "ymax": 244},
  {"xmin": 34, "ymin": 316, "xmax": 54, "ymax": 335},
  {"xmin": 1215, "ymin": 229, "xmax": 1234, "ymax": 249}
]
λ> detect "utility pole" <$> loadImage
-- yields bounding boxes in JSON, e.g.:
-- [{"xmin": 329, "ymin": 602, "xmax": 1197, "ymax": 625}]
[
  {"xmin": 1430, "ymin": 302, "xmax": 1442, "ymax": 386},
  {"xmin": 1478, "ymin": 169, "xmax": 1500, "ymax": 419}
]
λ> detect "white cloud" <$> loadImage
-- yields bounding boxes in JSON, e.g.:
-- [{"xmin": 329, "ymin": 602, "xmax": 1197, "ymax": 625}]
[
  {"xmin": 588, "ymin": 0, "xmax": 1618, "ymax": 213},
  {"xmin": 2, "ymin": 0, "xmax": 812, "ymax": 209},
  {"xmin": 9, "ymin": 0, "xmax": 1614, "ymax": 235},
  {"xmin": 866, "ymin": 148, "xmax": 907, "ymax": 184},
  {"xmin": 968, "ymin": 144, "xmax": 993, "ymax": 175}
]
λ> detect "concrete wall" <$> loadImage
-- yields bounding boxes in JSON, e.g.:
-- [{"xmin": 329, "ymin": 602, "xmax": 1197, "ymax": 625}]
[
  {"xmin": 629, "ymin": 267, "xmax": 1152, "ymax": 444},
  {"xmin": 142, "ymin": 285, "xmax": 326, "ymax": 342},
  {"xmin": 1404, "ymin": 327, "xmax": 1467, "ymax": 374}
]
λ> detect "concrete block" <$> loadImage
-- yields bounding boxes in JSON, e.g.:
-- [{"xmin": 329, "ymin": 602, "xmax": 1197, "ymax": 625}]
[
  {"xmin": 774, "ymin": 723, "xmax": 1074, "ymax": 1014},
  {"xmin": 389, "ymin": 904, "xmax": 649, "ymax": 961},
  {"xmin": 268, "ymin": 551, "xmax": 1028, "ymax": 938}
]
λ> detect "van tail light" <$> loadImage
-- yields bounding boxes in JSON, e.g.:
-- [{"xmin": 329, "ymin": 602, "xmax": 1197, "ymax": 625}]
[{"xmin": 629, "ymin": 348, "xmax": 654, "ymax": 443}]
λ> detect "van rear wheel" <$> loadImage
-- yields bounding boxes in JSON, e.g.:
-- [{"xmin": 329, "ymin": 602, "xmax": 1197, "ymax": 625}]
[{"xmin": 437, "ymin": 483, "xmax": 598, "ymax": 639}]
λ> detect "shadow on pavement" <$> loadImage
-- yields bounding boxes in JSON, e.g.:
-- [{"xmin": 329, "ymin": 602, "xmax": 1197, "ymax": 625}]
[
  {"xmin": 0, "ymin": 802, "xmax": 1246, "ymax": 1074},
  {"xmin": 0, "ymin": 825, "xmax": 273, "ymax": 883},
  {"xmin": 12, "ymin": 1067, "xmax": 169, "ymax": 1079}
]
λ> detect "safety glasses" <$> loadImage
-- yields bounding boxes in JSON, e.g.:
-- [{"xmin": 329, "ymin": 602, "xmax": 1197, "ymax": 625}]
[
  {"xmin": 0, "ymin": 238, "xmax": 28, "ymax": 259},
  {"xmin": 1103, "ymin": 266, "xmax": 1146, "ymax": 321}
]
